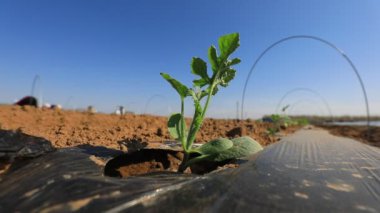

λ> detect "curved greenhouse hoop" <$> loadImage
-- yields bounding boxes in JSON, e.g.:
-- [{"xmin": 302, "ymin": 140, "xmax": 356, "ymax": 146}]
[
  {"xmin": 241, "ymin": 35, "xmax": 370, "ymax": 130},
  {"xmin": 287, "ymin": 99, "xmax": 328, "ymax": 117},
  {"xmin": 275, "ymin": 88, "xmax": 334, "ymax": 121},
  {"xmin": 143, "ymin": 94, "xmax": 172, "ymax": 115}
]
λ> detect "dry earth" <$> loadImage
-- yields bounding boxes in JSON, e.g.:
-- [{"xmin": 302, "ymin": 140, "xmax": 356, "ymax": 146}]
[{"xmin": 0, "ymin": 105, "xmax": 295, "ymax": 151}]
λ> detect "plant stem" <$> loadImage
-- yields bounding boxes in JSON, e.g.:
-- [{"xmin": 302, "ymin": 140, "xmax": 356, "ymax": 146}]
[
  {"xmin": 201, "ymin": 84, "xmax": 215, "ymax": 118},
  {"xmin": 180, "ymin": 98, "xmax": 186, "ymax": 151},
  {"xmin": 178, "ymin": 152, "xmax": 189, "ymax": 173},
  {"xmin": 179, "ymin": 84, "xmax": 215, "ymax": 173},
  {"xmin": 179, "ymin": 65, "xmax": 225, "ymax": 172},
  {"xmin": 185, "ymin": 85, "xmax": 214, "ymax": 151}
]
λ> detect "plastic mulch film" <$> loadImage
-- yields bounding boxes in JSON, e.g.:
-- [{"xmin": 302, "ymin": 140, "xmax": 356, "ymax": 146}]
[{"xmin": 0, "ymin": 129, "xmax": 379, "ymax": 212}]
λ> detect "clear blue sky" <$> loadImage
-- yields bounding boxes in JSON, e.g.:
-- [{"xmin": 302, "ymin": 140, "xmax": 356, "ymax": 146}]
[{"xmin": 0, "ymin": 0, "xmax": 379, "ymax": 118}]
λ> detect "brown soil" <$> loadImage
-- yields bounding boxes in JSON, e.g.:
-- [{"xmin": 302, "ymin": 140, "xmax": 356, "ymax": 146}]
[
  {"xmin": 103, "ymin": 148, "xmax": 240, "ymax": 177},
  {"xmin": 0, "ymin": 105, "xmax": 300, "ymax": 176},
  {"xmin": 318, "ymin": 125, "xmax": 380, "ymax": 147},
  {"xmin": 0, "ymin": 105, "xmax": 292, "ymax": 150},
  {"xmin": 104, "ymin": 149, "xmax": 185, "ymax": 177}
]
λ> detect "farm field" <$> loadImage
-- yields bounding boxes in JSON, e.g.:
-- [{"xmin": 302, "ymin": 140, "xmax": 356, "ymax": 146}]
[
  {"xmin": 0, "ymin": 105, "xmax": 294, "ymax": 151},
  {"xmin": 1, "ymin": 104, "xmax": 378, "ymax": 152}
]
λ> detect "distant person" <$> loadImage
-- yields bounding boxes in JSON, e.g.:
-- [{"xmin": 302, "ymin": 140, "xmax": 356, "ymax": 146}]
[{"xmin": 15, "ymin": 96, "xmax": 38, "ymax": 107}]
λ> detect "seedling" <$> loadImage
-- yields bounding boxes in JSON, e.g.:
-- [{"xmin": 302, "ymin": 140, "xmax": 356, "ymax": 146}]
[
  {"xmin": 265, "ymin": 114, "xmax": 309, "ymax": 136},
  {"xmin": 161, "ymin": 33, "xmax": 263, "ymax": 172}
]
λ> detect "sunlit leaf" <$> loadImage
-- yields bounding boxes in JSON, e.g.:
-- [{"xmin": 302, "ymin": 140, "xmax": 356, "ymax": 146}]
[
  {"xmin": 168, "ymin": 113, "xmax": 182, "ymax": 139},
  {"xmin": 212, "ymin": 136, "xmax": 263, "ymax": 162},
  {"xmin": 218, "ymin": 33, "xmax": 240, "ymax": 62},
  {"xmin": 191, "ymin": 57, "xmax": 209, "ymax": 81},
  {"xmin": 197, "ymin": 138, "xmax": 233, "ymax": 155},
  {"xmin": 193, "ymin": 78, "xmax": 208, "ymax": 88},
  {"xmin": 228, "ymin": 58, "xmax": 241, "ymax": 66},
  {"xmin": 208, "ymin": 45, "xmax": 218, "ymax": 73},
  {"xmin": 160, "ymin": 73, "xmax": 189, "ymax": 98}
]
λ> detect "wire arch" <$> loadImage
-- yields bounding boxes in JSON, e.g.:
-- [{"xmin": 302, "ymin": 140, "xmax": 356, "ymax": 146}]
[
  {"xmin": 287, "ymin": 99, "xmax": 326, "ymax": 117},
  {"xmin": 275, "ymin": 87, "xmax": 334, "ymax": 121},
  {"xmin": 143, "ymin": 94, "xmax": 172, "ymax": 115},
  {"xmin": 241, "ymin": 35, "xmax": 370, "ymax": 130}
]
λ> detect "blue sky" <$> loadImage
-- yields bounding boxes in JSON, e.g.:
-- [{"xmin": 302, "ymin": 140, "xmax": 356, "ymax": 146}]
[{"xmin": 0, "ymin": 0, "xmax": 379, "ymax": 118}]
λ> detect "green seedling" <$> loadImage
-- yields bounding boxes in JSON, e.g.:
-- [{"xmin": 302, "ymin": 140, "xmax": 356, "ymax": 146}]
[
  {"xmin": 161, "ymin": 33, "xmax": 263, "ymax": 172},
  {"xmin": 265, "ymin": 114, "xmax": 309, "ymax": 136},
  {"xmin": 266, "ymin": 114, "xmax": 291, "ymax": 134}
]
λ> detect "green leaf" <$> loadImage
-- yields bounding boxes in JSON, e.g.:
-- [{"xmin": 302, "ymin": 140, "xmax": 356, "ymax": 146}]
[
  {"xmin": 218, "ymin": 33, "xmax": 240, "ymax": 62},
  {"xmin": 271, "ymin": 114, "xmax": 281, "ymax": 122},
  {"xmin": 197, "ymin": 138, "xmax": 233, "ymax": 155},
  {"xmin": 168, "ymin": 113, "xmax": 182, "ymax": 139},
  {"xmin": 191, "ymin": 57, "xmax": 209, "ymax": 80},
  {"xmin": 160, "ymin": 73, "xmax": 189, "ymax": 98},
  {"xmin": 212, "ymin": 136, "xmax": 263, "ymax": 162},
  {"xmin": 228, "ymin": 58, "xmax": 241, "ymax": 66},
  {"xmin": 219, "ymin": 68, "xmax": 236, "ymax": 87},
  {"xmin": 193, "ymin": 78, "xmax": 208, "ymax": 88},
  {"xmin": 204, "ymin": 86, "xmax": 218, "ymax": 97},
  {"xmin": 208, "ymin": 45, "xmax": 218, "ymax": 73}
]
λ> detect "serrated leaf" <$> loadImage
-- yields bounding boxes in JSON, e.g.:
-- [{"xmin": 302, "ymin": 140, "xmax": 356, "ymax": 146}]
[
  {"xmin": 191, "ymin": 57, "xmax": 209, "ymax": 80},
  {"xmin": 168, "ymin": 113, "xmax": 182, "ymax": 139},
  {"xmin": 218, "ymin": 33, "xmax": 240, "ymax": 62},
  {"xmin": 212, "ymin": 136, "xmax": 263, "ymax": 162},
  {"xmin": 229, "ymin": 58, "xmax": 241, "ymax": 66},
  {"xmin": 197, "ymin": 138, "xmax": 233, "ymax": 155},
  {"xmin": 208, "ymin": 45, "xmax": 218, "ymax": 73},
  {"xmin": 160, "ymin": 73, "xmax": 189, "ymax": 99}
]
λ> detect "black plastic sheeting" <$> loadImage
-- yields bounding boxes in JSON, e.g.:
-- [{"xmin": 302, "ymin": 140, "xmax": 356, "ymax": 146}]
[{"xmin": 0, "ymin": 129, "xmax": 379, "ymax": 212}]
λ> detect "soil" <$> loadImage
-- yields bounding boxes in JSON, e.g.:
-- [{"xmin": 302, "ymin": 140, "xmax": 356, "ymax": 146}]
[
  {"xmin": 319, "ymin": 125, "xmax": 380, "ymax": 147},
  {"xmin": 0, "ymin": 105, "xmax": 293, "ymax": 149},
  {"xmin": 104, "ymin": 149, "xmax": 185, "ymax": 177},
  {"xmin": 0, "ymin": 105, "xmax": 300, "ymax": 177},
  {"xmin": 103, "ymin": 148, "xmax": 240, "ymax": 177}
]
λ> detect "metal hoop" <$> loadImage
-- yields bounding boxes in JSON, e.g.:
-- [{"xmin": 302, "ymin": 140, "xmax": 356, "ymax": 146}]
[
  {"xmin": 241, "ymin": 35, "xmax": 370, "ymax": 130},
  {"xmin": 275, "ymin": 87, "xmax": 334, "ymax": 121},
  {"xmin": 143, "ymin": 94, "xmax": 171, "ymax": 115}
]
